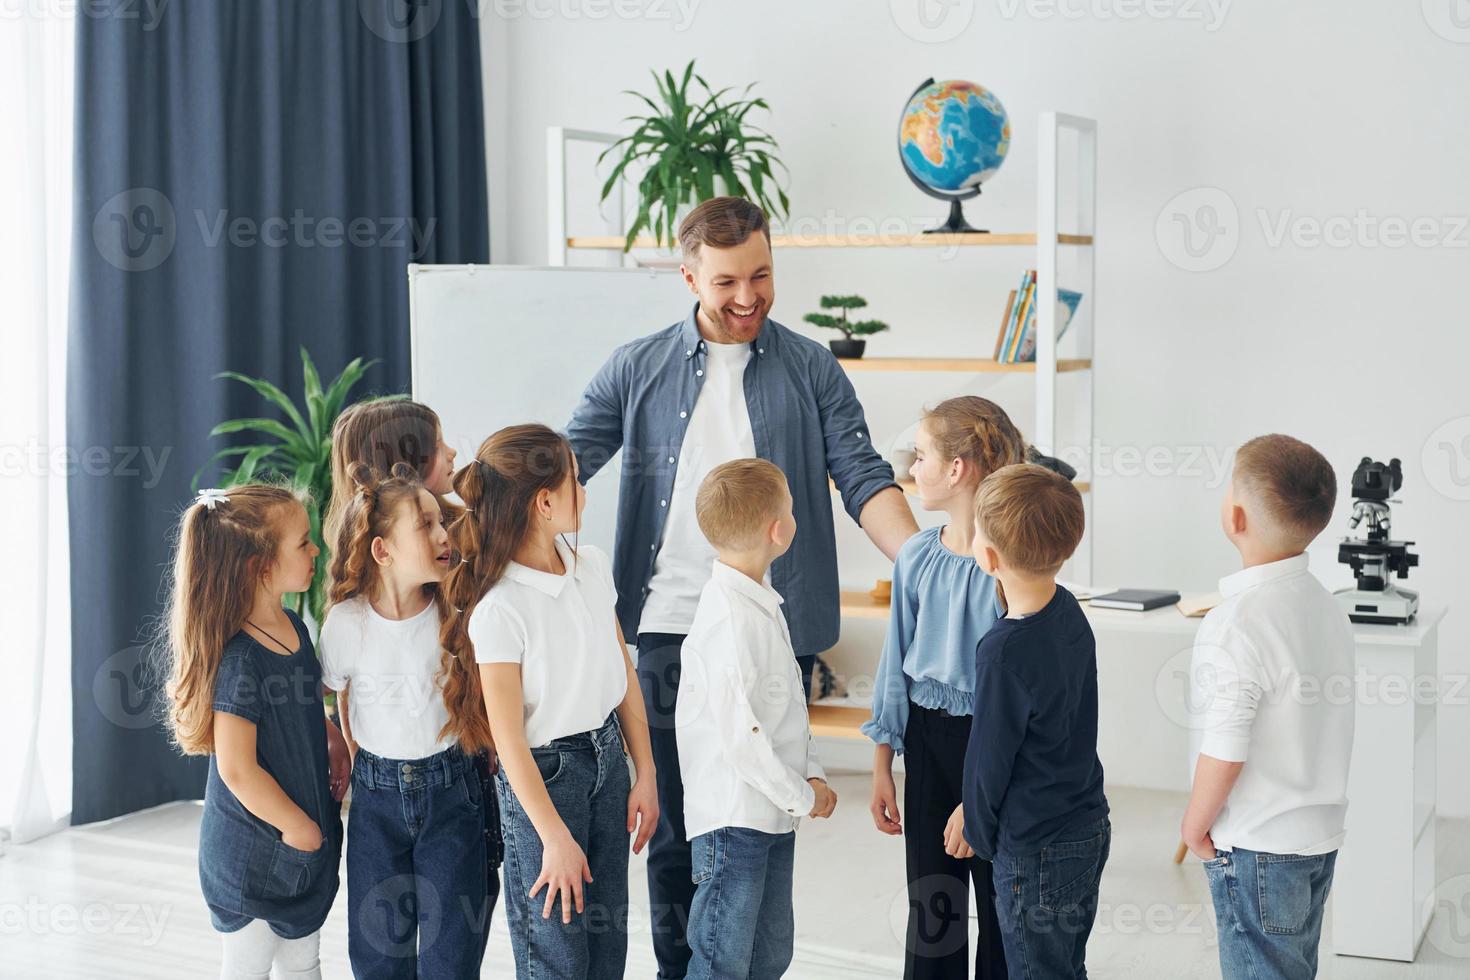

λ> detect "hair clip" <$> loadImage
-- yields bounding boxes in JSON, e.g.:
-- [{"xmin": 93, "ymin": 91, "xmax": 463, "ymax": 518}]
[{"xmin": 196, "ymin": 488, "xmax": 230, "ymax": 511}]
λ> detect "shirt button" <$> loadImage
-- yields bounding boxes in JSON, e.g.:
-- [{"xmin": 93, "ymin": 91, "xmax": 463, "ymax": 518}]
[
  {"xmin": 650, "ymin": 545, "xmax": 657, "ymax": 551},
  {"xmin": 679, "ymin": 411, "xmax": 688, "ymax": 419},
  {"xmin": 696, "ymin": 369, "xmax": 704, "ymax": 377},
  {"xmin": 758, "ymin": 348, "xmax": 765, "ymax": 354},
  {"xmin": 751, "ymin": 725, "xmax": 760, "ymax": 733},
  {"xmin": 660, "ymin": 499, "xmax": 668, "ymax": 507},
  {"xmin": 685, "ymin": 349, "xmax": 692, "ymax": 357},
  {"xmin": 668, "ymin": 456, "xmax": 675, "ymax": 464}
]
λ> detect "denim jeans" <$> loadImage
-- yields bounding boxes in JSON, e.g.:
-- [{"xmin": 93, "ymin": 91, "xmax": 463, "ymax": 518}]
[
  {"xmin": 991, "ymin": 817, "xmax": 1111, "ymax": 980},
  {"xmin": 1203, "ymin": 847, "xmax": 1337, "ymax": 980},
  {"xmin": 346, "ymin": 742, "xmax": 492, "ymax": 979},
  {"xmin": 497, "ymin": 713, "xmax": 632, "ymax": 980},
  {"xmin": 637, "ymin": 632, "xmax": 815, "ymax": 979},
  {"xmin": 686, "ymin": 827, "xmax": 796, "ymax": 980}
]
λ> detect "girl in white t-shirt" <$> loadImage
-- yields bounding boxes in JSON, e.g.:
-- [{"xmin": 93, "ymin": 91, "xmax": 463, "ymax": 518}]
[
  {"xmin": 441, "ymin": 423, "xmax": 658, "ymax": 980},
  {"xmin": 319, "ymin": 462, "xmax": 492, "ymax": 977}
]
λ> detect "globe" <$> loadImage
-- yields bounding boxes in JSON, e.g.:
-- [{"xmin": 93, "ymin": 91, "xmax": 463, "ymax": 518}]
[{"xmin": 898, "ymin": 78, "xmax": 1011, "ymax": 233}]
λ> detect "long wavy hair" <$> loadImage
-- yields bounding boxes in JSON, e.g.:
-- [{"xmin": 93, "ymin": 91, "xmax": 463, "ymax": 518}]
[
  {"xmin": 326, "ymin": 461, "xmax": 445, "ymax": 614},
  {"xmin": 440, "ymin": 424, "xmax": 580, "ymax": 754},
  {"xmin": 161, "ymin": 484, "xmax": 305, "ymax": 755}
]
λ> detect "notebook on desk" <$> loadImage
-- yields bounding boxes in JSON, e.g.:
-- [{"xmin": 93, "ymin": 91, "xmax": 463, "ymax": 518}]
[{"xmin": 1089, "ymin": 589, "xmax": 1181, "ymax": 611}]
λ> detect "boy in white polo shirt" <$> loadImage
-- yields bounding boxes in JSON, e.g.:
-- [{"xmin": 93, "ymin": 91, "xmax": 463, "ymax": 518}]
[
  {"xmin": 1181, "ymin": 433, "xmax": 1355, "ymax": 980},
  {"xmin": 675, "ymin": 458, "xmax": 837, "ymax": 980}
]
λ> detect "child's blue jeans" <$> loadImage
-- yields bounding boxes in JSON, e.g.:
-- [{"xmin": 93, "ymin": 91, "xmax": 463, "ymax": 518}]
[
  {"xmin": 347, "ymin": 742, "xmax": 491, "ymax": 979},
  {"xmin": 686, "ymin": 826, "xmax": 797, "ymax": 980},
  {"xmin": 1204, "ymin": 847, "xmax": 1337, "ymax": 980},
  {"xmin": 497, "ymin": 713, "xmax": 632, "ymax": 980},
  {"xmin": 991, "ymin": 817, "xmax": 1111, "ymax": 980}
]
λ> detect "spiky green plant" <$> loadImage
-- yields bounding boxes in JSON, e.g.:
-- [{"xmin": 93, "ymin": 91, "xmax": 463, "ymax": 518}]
[
  {"xmin": 598, "ymin": 60, "xmax": 790, "ymax": 252},
  {"xmin": 192, "ymin": 347, "xmax": 391, "ymax": 623},
  {"xmin": 803, "ymin": 294, "xmax": 891, "ymax": 340}
]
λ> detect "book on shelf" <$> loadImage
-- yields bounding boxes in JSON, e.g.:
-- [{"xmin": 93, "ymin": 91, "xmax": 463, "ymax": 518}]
[
  {"xmin": 992, "ymin": 269, "xmax": 1084, "ymax": 364},
  {"xmin": 1089, "ymin": 589, "xmax": 1182, "ymax": 611}
]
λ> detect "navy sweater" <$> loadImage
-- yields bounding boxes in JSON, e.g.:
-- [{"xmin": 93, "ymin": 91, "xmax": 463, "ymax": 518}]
[{"xmin": 962, "ymin": 585, "xmax": 1109, "ymax": 860}]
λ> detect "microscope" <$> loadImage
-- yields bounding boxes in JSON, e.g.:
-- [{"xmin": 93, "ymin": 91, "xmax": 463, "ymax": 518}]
[{"xmin": 1334, "ymin": 457, "xmax": 1419, "ymax": 625}]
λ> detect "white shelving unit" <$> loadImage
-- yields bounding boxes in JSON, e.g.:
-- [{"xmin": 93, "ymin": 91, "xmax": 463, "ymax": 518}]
[{"xmin": 548, "ymin": 114, "xmax": 1099, "ymax": 737}]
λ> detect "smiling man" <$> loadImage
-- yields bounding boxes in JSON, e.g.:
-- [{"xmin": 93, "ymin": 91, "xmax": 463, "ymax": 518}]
[{"xmin": 566, "ymin": 196, "xmax": 917, "ymax": 978}]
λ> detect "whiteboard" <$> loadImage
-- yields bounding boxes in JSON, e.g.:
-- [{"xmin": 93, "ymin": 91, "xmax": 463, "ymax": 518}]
[{"xmin": 408, "ymin": 264, "xmax": 687, "ymax": 553}]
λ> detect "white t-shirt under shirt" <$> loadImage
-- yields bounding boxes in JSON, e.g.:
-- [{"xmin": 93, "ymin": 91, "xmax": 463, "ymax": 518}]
[
  {"xmin": 468, "ymin": 538, "xmax": 628, "ymax": 748},
  {"xmin": 1188, "ymin": 552, "xmax": 1356, "ymax": 855},
  {"xmin": 318, "ymin": 595, "xmax": 454, "ymax": 761},
  {"xmin": 639, "ymin": 337, "xmax": 765, "ymax": 635}
]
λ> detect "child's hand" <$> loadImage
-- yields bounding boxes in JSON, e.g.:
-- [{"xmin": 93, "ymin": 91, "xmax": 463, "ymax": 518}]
[
  {"xmin": 532, "ymin": 832, "xmax": 593, "ymax": 924},
  {"xmin": 808, "ymin": 778, "xmax": 837, "ymax": 819},
  {"xmin": 870, "ymin": 769, "xmax": 902, "ymax": 835},
  {"xmin": 282, "ymin": 819, "xmax": 323, "ymax": 853},
  {"xmin": 325, "ymin": 720, "xmax": 351, "ymax": 802},
  {"xmin": 942, "ymin": 804, "xmax": 974, "ymax": 859},
  {"xmin": 627, "ymin": 772, "xmax": 660, "ymax": 855}
]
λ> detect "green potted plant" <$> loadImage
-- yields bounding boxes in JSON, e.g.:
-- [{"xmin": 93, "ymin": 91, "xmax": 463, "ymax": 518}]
[
  {"xmin": 598, "ymin": 60, "xmax": 790, "ymax": 253},
  {"xmin": 192, "ymin": 347, "xmax": 389, "ymax": 626},
  {"xmin": 804, "ymin": 295, "xmax": 890, "ymax": 359}
]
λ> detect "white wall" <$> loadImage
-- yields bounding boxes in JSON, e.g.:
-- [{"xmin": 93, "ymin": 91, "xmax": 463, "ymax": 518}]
[{"xmin": 480, "ymin": 1, "xmax": 1470, "ymax": 812}]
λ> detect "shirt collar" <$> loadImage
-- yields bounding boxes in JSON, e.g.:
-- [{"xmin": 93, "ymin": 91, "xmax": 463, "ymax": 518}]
[
  {"xmin": 710, "ymin": 558, "xmax": 784, "ymax": 613},
  {"xmin": 1218, "ymin": 551, "xmax": 1310, "ymax": 599},
  {"xmin": 503, "ymin": 537, "xmax": 587, "ymax": 598},
  {"xmin": 678, "ymin": 301, "xmax": 772, "ymax": 360}
]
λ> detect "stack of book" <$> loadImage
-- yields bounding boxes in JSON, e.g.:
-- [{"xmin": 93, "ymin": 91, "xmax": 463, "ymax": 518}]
[{"xmin": 992, "ymin": 269, "xmax": 1084, "ymax": 364}]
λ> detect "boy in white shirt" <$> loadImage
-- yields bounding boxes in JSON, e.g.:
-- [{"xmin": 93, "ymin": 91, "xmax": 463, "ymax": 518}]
[
  {"xmin": 1181, "ymin": 434, "xmax": 1355, "ymax": 980},
  {"xmin": 675, "ymin": 458, "xmax": 837, "ymax": 980}
]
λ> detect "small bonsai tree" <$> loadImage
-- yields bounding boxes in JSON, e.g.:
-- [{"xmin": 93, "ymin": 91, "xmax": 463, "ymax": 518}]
[{"xmin": 803, "ymin": 294, "xmax": 890, "ymax": 341}]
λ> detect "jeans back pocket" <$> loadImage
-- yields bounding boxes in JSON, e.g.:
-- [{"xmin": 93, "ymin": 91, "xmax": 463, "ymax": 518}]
[
  {"xmin": 1256, "ymin": 852, "xmax": 1325, "ymax": 935},
  {"xmin": 1038, "ymin": 828, "xmax": 1107, "ymax": 913}
]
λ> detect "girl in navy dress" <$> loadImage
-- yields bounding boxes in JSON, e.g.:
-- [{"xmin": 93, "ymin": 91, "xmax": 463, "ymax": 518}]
[{"xmin": 162, "ymin": 484, "xmax": 349, "ymax": 979}]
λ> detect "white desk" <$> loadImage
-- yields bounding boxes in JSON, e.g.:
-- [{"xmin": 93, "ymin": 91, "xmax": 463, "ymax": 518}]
[{"xmin": 1086, "ymin": 601, "xmax": 1446, "ymax": 963}]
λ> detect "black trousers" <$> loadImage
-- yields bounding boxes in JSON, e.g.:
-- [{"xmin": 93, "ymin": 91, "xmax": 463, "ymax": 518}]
[
  {"xmin": 637, "ymin": 632, "xmax": 815, "ymax": 980},
  {"xmin": 902, "ymin": 703, "xmax": 1008, "ymax": 980}
]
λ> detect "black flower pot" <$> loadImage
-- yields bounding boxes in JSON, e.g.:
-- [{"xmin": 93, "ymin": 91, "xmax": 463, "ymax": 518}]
[{"xmin": 829, "ymin": 338, "xmax": 867, "ymax": 359}]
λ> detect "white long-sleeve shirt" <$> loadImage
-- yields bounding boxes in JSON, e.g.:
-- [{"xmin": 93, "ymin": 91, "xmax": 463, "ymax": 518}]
[
  {"xmin": 676, "ymin": 559, "xmax": 825, "ymax": 839},
  {"xmin": 1188, "ymin": 552, "xmax": 1356, "ymax": 855}
]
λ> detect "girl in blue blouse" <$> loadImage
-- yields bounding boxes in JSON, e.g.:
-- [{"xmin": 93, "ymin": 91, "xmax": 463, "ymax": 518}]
[{"xmin": 863, "ymin": 396, "xmax": 1026, "ymax": 980}]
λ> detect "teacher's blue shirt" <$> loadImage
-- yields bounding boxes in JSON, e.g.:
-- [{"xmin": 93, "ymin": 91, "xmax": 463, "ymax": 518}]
[{"xmin": 566, "ymin": 302, "xmax": 898, "ymax": 657}]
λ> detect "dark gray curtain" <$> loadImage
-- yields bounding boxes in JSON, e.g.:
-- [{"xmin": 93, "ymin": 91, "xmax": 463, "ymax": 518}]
[{"xmin": 68, "ymin": 0, "xmax": 487, "ymax": 825}]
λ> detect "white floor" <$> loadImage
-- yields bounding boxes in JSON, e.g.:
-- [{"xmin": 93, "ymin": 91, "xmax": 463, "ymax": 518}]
[{"xmin": 4, "ymin": 776, "xmax": 1467, "ymax": 978}]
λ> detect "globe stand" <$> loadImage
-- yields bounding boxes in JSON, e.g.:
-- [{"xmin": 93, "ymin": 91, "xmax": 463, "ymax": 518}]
[{"xmin": 925, "ymin": 197, "xmax": 985, "ymax": 235}]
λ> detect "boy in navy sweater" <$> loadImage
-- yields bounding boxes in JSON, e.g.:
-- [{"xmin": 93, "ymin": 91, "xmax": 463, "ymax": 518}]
[{"xmin": 955, "ymin": 463, "xmax": 1110, "ymax": 979}]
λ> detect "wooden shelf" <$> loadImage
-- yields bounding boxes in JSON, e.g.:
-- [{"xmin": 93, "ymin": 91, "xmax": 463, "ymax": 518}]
[
  {"xmin": 808, "ymin": 704, "xmax": 870, "ymax": 741},
  {"xmin": 838, "ymin": 357, "xmax": 1091, "ymax": 374},
  {"xmin": 565, "ymin": 232, "xmax": 1093, "ymax": 250},
  {"xmin": 840, "ymin": 590, "xmax": 891, "ymax": 621}
]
